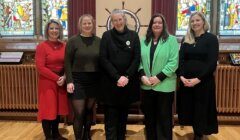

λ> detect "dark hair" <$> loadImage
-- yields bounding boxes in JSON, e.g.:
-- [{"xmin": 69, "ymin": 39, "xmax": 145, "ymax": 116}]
[
  {"xmin": 145, "ymin": 13, "xmax": 169, "ymax": 45},
  {"xmin": 44, "ymin": 19, "xmax": 63, "ymax": 40}
]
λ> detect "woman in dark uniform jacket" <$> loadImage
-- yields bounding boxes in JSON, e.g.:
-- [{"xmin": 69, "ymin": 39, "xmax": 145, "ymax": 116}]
[
  {"xmin": 99, "ymin": 9, "xmax": 140, "ymax": 140},
  {"xmin": 177, "ymin": 12, "xmax": 219, "ymax": 140},
  {"xmin": 65, "ymin": 14, "xmax": 101, "ymax": 140}
]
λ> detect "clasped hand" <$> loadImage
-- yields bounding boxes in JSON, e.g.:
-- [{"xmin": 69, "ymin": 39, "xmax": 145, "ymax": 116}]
[
  {"xmin": 141, "ymin": 76, "xmax": 160, "ymax": 86},
  {"xmin": 57, "ymin": 75, "xmax": 66, "ymax": 86},
  {"xmin": 180, "ymin": 76, "xmax": 201, "ymax": 87},
  {"xmin": 117, "ymin": 76, "xmax": 129, "ymax": 87},
  {"xmin": 67, "ymin": 83, "xmax": 74, "ymax": 93}
]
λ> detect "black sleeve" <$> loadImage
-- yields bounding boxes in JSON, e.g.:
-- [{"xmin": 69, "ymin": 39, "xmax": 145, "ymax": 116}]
[
  {"xmin": 139, "ymin": 69, "xmax": 145, "ymax": 77},
  {"xmin": 99, "ymin": 32, "xmax": 120, "ymax": 81},
  {"xmin": 197, "ymin": 34, "xmax": 219, "ymax": 80},
  {"xmin": 156, "ymin": 72, "xmax": 167, "ymax": 81},
  {"xmin": 177, "ymin": 38, "xmax": 185, "ymax": 77},
  {"xmin": 126, "ymin": 32, "xmax": 140, "ymax": 78},
  {"xmin": 64, "ymin": 38, "xmax": 75, "ymax": 84}
]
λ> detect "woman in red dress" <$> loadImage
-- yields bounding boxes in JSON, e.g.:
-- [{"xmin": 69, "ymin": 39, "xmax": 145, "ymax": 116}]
[{"xmin": 36, "ymin": 19, "xmax": 68, "ymax": 140}]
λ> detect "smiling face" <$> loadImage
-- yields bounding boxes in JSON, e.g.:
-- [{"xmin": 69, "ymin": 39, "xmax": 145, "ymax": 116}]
[
  {"xmin": 111, "ymin": 13, "xmax": 126, "ymax": 32},
  {"xmin": 190, "ymin": 14, "xmax": 205, "ymax": 35},
  {"xmin": 152, "ymin": 16, "xmax": 163, "ymax": 37},
  {"xmin": 80, "ymin": 16, "xmax": 94, "ymax": 36},
  {"xmin": 48, "ymin": 23, "xmax": 60, "ymax": 41}
]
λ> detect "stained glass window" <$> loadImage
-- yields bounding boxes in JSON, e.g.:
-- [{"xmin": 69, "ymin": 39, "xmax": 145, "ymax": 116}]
[
  {"xmin": 41, "ymin": 0, "xmax": 68, "ymax": 36},
  {"xmin": 0, "ymin": 0, "xmax": 34, "ymax": 36},
  {"xmin": 176, "ymin": 0, "xmax": 211, "ymax": 35},
  {"xmin": 219, "ymin": 0, "xmax": 240, "ymax": 35}
]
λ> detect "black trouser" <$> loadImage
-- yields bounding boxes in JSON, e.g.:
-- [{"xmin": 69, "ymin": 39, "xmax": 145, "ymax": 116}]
[
  {"xmin": 141, "ymin": 90, "xmax": 174, "ymax": 140},
  {"xmin": 104, "ymin": 104, "xmax": 129, "ymax": 140}
]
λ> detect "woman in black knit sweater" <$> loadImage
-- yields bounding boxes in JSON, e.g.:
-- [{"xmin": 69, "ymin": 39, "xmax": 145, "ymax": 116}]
[{"xmin": 99, "ymin": 9, "xmax": 140, "ymax": 140}]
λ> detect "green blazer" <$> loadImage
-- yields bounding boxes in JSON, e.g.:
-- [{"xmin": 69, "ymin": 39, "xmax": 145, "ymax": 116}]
[{"xmin": 139, "ymin": 35, "xmax": 179, "ymax": 92}]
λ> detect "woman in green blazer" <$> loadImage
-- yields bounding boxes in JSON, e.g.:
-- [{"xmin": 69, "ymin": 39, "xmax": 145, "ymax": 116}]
[{"xmin": 139, "ymin": 13, "xmax": 179, "ymax": 140}]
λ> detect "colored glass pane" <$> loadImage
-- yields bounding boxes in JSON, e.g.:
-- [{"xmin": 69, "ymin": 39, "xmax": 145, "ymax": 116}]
[
  {"xmin": 0, "ymin": 0, "xmax": 34, "ymax": 36},
  {"xmin": 42, "ymin": 0, "xmax": 68, "ymax": 36},
  {"xmin": 176, "ymin": 0, "xmax": 211, "ymax": 35},
  {"xmin": 219, "ymin": 0, "xmax": 240, "ymax": 35}
]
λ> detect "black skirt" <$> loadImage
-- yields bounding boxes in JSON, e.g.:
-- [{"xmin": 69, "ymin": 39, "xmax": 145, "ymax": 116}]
[
  {"xmin": 68, "ymin": 72, "xmax": 100, "ymax": 100},
  {"xmin": 177, "ymin": 76, "xmax": 218, "ymax": 135}
]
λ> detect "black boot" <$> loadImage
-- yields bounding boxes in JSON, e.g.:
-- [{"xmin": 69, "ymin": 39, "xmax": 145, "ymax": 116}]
[
  {"xmin": 42, "ymin": 120, "xmax": 53, "ymax": 140},
  {"xmin": 194, "ymin": 134, "xmax": 203, "ymax": 140},
  {"xmin": 52, "ymin": 117, "xmax": 67, "ymax": 140}
]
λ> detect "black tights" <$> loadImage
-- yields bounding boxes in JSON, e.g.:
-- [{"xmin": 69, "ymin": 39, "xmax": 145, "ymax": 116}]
[
  {"xmin": 71, "ymin": 98, "xmax": 95, "ymax": 140},
  {"xmin": 42, "ymin": 116, "xmax": 60, "ymax": 139}
]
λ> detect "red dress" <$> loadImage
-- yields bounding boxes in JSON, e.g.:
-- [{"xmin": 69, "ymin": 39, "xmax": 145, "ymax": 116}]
[{"xmin": 36, "ymin": 40, "xmax": 69, "ymax": 121}]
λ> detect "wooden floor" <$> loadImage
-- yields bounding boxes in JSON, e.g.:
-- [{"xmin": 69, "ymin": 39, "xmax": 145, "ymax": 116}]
[{"xmin": 0, "ymin": 121, "xmax": 240, "ymax": 140}]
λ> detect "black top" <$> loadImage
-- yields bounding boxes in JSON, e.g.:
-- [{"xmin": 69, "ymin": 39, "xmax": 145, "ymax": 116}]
[
  {"xmin": 80, "ymin": 35, "xmax": 94, "ymax": 46},
  {"xmin": 99, "ymin": 27, "xmax": 140, "ymax": 105},
  {"xmin": 100, "ymin": 27, "xmax": 140, "ymax": 81},
  {"xmin": 139, "ymin": 39, "xmax": 167, "ymax": 81},
  {"xmin": 178, "ymin": 32, "xmax": 219, "ymax": 80},
  {"xmin": 177, "ymin": 32, "xmax": 219, "ymax": 134},
  {"xmin": 150, "ymin": 41, "xmax": 158, "ymax": 71}
]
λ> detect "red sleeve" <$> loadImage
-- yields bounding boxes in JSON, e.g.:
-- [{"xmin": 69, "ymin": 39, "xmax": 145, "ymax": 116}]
[{"xmin": 35, "ymin": 43, "xmax": 60, "ymax": 81}]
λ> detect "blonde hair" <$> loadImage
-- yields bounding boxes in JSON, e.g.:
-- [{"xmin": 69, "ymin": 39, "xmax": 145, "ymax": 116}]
[
  {"xmin": 184, "ymin": 12, "xmax": 210, "ymax": 44},
  {"xmin": 78, "ymin": 14, "xmax": 95, "ymax": 34},
  {"xmin": 44, "ymin": 19, "xmax": 63, "ymax": 40}
]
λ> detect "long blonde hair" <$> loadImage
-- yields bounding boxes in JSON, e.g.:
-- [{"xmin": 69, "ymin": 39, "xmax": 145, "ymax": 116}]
[{"xmin": 184, "ymin": 12, "xmax": 210, "ymax": 44}]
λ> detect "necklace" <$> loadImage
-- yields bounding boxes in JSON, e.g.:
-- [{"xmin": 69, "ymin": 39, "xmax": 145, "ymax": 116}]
[
  {"xmin": 193, "ymin": 37, "xmax": 200, "ymax": 47},
  {"xmin": 48, "ymin": 40, "xmax": 61, "ymax": 50},
  {"xmin": 193, "ymin": 42, "xmax": 197, "ymax": 47}
]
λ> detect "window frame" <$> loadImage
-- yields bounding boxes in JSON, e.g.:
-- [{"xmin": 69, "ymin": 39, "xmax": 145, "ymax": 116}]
[{"xmin": 0, "ymin": 0, "xmax": 68, "ymax": 39}]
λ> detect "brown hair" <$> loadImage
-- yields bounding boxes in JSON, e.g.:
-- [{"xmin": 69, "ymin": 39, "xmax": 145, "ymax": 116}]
[
  {"xmin": 44, "ymin": 19, "xmax": 63, "ymax": 40},
  {"xmin": 145, "ymin": 13, "xmax": 169, "ymax": 45}
]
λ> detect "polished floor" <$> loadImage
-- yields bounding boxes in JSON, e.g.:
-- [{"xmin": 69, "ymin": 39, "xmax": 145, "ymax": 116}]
[{"xmin": 0, "ymin": 121, "xmax": 240, "ymax": 140}]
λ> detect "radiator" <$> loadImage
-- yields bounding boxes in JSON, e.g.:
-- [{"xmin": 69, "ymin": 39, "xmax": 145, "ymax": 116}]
[
  {"xmin": 1, "ymin": 64, "xmax": 240, "ymax": 119},
  {"xmin": 0, "ymin": 64, "xmax": 38, "ymax": 110},
  {"xmin": 216, "ymin": 65, "xmax": 240, "ymax": 113}
]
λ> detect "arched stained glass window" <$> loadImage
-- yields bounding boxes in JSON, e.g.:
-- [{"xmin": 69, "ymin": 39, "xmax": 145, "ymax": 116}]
[
  {"xmin": 0, "ymin": 0, "xmax": 34, "ymax": 36},
  {"xmin": 176, "ymin": 0, "xmax": 211, "ymax": 35},
  {"xmin": 219, "ymin": 0, "xmax": 240, "ymax": 35},
  {"xmin": 41, "ymin": 0, "xmax": 68, "ymax": 36}
]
